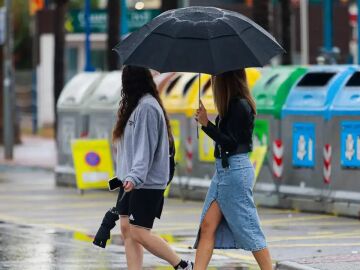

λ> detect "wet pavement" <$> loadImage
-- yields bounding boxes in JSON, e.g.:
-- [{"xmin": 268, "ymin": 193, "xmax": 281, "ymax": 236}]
[{"xmin": 1, "ymin": 167, "xmax": 360, "ymax": 269}]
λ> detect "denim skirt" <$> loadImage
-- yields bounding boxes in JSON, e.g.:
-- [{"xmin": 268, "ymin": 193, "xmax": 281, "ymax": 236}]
[{"xmin": 194, "ymin": 154, "xmax": 267, "ymax": 251}]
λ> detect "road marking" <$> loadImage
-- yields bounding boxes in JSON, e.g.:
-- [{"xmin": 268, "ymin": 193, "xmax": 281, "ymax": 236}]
[
  {"xmin": 270, "ymin": 243, "xmax": 360, "ymax": 248},
  {"xmin": 261, "ymin": 215, "xmax": 335, "ymax": 225},
  {"xmin": 268, "ymin": 231, "xmax": 360, "ymax": 242}
]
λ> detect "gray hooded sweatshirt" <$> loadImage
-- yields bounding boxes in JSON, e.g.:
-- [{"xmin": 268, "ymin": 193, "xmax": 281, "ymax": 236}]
[{"xmin": 116, "ymin": 94, "xmax": 169, "ymax": 190}]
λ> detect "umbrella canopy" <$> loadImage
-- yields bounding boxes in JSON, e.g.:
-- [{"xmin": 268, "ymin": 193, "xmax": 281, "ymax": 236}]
[{"xmin": 114, "ymin": 6, "xmax": 284, "ymax": 75}]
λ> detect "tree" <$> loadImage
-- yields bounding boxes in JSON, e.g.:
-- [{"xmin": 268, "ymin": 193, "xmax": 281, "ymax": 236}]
[
  {"xmin": 161, "ymin": 0, "xmax": 177, "ymax": 13},
  {"xmin": 253, "ymin": 0, "xmax": 269, "ymax": 31},
  {"xmin": 280, "ymin": 0, "xmax": 291, "ymax": 64},
  {"xmin": 107, "ymin": 0, "xmax": 120, "ymax": 71},
  {"xmin": 69, "ymin": 0, "xmax": 99, "ymax": 9},
  {"xmin": 54, "ymin": 0, "xmax": 69, "ymax": 137}
]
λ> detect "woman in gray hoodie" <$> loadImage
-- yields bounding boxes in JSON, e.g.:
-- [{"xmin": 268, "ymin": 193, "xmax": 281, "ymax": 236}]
[{"xmin": 113, "ymin": 66, "xmax": 193, "ymax": 270}]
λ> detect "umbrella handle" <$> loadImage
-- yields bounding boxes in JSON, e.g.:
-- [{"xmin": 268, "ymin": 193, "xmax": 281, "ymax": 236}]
[{"xmin": 197, "ymin": 73, "xmax": 201, "ymax": 139}]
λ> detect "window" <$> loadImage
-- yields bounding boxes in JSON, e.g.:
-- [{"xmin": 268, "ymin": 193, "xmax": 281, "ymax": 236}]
[
  {"xmin": 297, "ymin": 72, "xmax": 336, "ymax": 87},
  {"xmin": 346, "ymin": 72, "xmax": 360, "ymax": 87}
]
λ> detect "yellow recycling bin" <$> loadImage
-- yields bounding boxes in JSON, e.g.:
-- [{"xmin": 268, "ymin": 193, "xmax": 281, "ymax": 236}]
[{"xmin": 161, "ymin": 73, "xmax": 200, "ymax": 176}]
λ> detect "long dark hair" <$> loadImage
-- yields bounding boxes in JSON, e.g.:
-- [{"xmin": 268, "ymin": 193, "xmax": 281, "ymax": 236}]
[
  {"xmin": 112, "ymin": 66, "xmax": 173, "ymax": 145},
  {"xmin": 212, "ymin": 69, "xmax": 256, "ymax": 117}
]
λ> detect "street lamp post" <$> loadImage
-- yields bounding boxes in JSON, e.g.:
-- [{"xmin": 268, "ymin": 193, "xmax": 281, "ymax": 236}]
[
  {"xmin": 3, "ymin": 0, "xmax": 14, "ymax": 159},
  {"xmin": 84, "ymin": 0, "xmax": 95, "ymax": 72},
  {"xmin": 300, "ymin": 0, "xmax": 309, "ymax": 65},
  {"xmin": 323, "ymin": 0, "xmax": 333, "ymax": 52}
]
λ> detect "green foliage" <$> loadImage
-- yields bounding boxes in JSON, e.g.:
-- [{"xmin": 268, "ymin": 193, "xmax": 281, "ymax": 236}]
[
  {"xmin": 12, "ymin": 0, "xmax": 32, "ymax": 69},
  {"xmin": 69, "ymin": 0, "xmax": 100, "ymax": 9}
]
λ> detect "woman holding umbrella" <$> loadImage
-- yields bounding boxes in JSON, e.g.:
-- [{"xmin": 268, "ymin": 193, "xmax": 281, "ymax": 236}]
[{"xmin": 194, "ymin": 69, "xmax": 273, "ymax": 270}]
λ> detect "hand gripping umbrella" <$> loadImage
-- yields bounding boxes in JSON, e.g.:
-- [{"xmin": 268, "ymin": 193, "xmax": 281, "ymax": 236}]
[{"xmin": 113, "ymin": 6, "xmax": 284, "ymax": 133}]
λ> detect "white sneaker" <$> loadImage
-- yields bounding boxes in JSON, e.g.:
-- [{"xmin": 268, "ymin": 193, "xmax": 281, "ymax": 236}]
[{"xmin": 177, "ymin": 260, "xmax": 194, "ymax": 270}]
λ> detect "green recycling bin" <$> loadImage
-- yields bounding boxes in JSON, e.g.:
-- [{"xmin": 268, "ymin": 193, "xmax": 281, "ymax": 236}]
[{"xmin": 252, "ymin": 66, "xmax": 307, "ymax": 189}]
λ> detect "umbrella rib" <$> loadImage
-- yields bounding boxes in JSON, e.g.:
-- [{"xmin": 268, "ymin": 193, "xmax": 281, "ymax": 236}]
[
  {"xmin": 221, "ymin": 21, "xmax": 263, "ymax": 66},
  {"xmin": 119, "ymin": 21, "xmax": 177, "ymax": 66},
  {"xmin": 158, "ymin": 35, "xmax": 178, "ymax": 73},
  {"xmin": 151, "ymin": 31, "xmax": 239, "ymax": 41}
]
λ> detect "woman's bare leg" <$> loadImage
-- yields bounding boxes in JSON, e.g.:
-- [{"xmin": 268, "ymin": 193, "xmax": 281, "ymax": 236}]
[
  {"xmin": 129, "ymin": 226, "xmax": 181, "ymax": 267},
  {"xmin": 194, "ymin": 201, "xmax": 223, "ymax": 270},
  {"xmin": 252, "ymin": 248, "xmax": 273, "ymax": 270},
  {"xmin": 120, "ymin": 217, "xmax": 144, "ymax": 270}
]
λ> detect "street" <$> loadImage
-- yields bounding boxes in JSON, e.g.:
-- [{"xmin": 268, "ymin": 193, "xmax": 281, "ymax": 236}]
[{"xmin": 1, "ymin": 167, "xmax": 360, "ymax": 269}]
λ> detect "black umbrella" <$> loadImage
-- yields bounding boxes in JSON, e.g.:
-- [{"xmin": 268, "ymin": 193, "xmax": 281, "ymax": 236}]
[{"xmin": 113, "ymin": 6, "xmax": 284, "ymax": 75}]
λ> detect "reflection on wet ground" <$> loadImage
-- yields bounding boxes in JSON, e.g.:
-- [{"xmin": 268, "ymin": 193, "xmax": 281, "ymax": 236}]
[{"xmin": 0, "ymin": 222, "xmax": 254, "ymax": 270}]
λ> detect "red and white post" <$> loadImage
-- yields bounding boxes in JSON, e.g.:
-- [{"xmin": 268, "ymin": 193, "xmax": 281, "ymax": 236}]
[{"xmin": 272, "ymin": 139, "xmax": 284, "ymax": 179}]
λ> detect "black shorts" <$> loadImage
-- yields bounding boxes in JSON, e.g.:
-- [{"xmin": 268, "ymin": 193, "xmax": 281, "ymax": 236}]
[{"xmin": 117, "ymin": 188, "xmax": 165, "ymax": 229}]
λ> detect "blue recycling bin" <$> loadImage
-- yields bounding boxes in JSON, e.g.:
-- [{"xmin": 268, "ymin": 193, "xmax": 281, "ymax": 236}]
[
  {"xmin": 328, "ymin": 70, "xmax": 360, "ymax": 201},
  {"xmin": 280, "ymin": 66, "xmax": 356, "ymax": 197}
]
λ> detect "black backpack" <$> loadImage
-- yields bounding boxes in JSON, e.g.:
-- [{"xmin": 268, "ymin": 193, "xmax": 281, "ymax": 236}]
[{"xmin": 168, "ymin": 141, "xmax": 176, "ymax": 185}]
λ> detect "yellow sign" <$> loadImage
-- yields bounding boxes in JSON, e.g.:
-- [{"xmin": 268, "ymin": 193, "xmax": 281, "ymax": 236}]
[
  {"xmin": 249, "ymin": 146, "xmax": 267, "ymax": 185},
  {"xmin": 170, "ymin": 119, "xmax": 182, "ymax": 162},
  {"xmin": 198, "ymin": 129, "xmax": 215, "ymax": 162},
  {"xmin": 71, "ymin": 139, "xmax": 114, "ymax": 190}
]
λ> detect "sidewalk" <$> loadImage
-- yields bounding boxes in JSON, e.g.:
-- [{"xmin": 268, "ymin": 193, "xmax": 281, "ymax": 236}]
[
  {"xmin": 1, "ymin": 136, "xmax": 360, "ymax": 269},
  {"xmin": 277, "ymin": 254, "xmax": 360, "ymax": 270},
  {"xmin": 0, "ymin": 135, "xmax": 56, "ymax": 170}
]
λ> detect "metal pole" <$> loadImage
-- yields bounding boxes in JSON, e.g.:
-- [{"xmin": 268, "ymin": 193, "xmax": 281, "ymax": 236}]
[
  {"xmin": 84, "ymin": 0, "xmax": 94, "ymax": 72},
  {"xmin": 357, "ymin": 0, "xmax": 360, "ymax": 64},
  {"xmin": 120, "ymin": 0, "xmax": 128, "ymax": 36},
  {"xmin": 300, "ymin": 0, "xmax": 309, "ymax": 65},
  {"xmin": 3, "ymin": 0, "xmax": 14, "ymax": 159},
  {"xmin": 183, "ymin": 0, "xmax": 190, "ymax": 7},
  {"xmin": 323, "ymin": 0, "xmax": 333, "ymax": 52}
]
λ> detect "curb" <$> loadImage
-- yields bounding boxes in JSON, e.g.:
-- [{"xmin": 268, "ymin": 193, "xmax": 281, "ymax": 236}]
[
  {"xmin": 276, "ymin": 261, "xmax": 319, "ymax": 270},
  {"xmin": 0, "ymin": 164, "xmax": 54, "ymax": 173}
]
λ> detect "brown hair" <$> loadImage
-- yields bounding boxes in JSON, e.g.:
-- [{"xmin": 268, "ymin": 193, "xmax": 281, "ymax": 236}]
[
  {"xmin": 112, "ymin": 66, "xmax": 173, "ymax": 145},
  {"xmin": 211, "ymin": 69, "xmax": 256, "ymax": 117}
]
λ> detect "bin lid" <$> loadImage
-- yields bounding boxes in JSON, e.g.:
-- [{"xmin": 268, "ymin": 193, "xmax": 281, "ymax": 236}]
[
  {"xmin": 57, "ymin": 72, "xmax": 103, "ymax": 109},
  {"xmin": 196, "ymin": 68, "xmax": 262, "ymax": 117},
  {"xmin": 253, "ymin": 66, "xmax": 307, "ymax": 119},
  {"xmin": 155, "ymin": 72, "xmax": 176, "ymax": 94},
  {"xmin": 329, "ymin": 70, "xmax": 360, "ymax": 116},
  {"xmin": 282, "ymin": 66, "xmax": 355, "ymax": 118},
  {"xmin": 86, "ymin": 71, "xmax": 123, "ymax": 110},
  {"xmin": 162, "ymin": 73, "xmax": 199, "ymax": 114}
]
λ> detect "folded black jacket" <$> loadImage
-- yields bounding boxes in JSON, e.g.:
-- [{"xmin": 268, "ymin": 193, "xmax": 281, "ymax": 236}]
[{"xmin": 202, "ymin": 97, "xmax": 254, "ymax": 168}]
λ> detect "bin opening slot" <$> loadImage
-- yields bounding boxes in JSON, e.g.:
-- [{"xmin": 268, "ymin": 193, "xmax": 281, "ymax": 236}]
[
  {"xmin": 202, "ymin": 79, "xmax": 212, "ymax": 95},
  {"xmin": 265, "ymin": 74, "xmax": 280, "ymax": 89},
  {"xmin": 165, "ymin": 75, "xmax": 181, "ymax": 95},
  {"xmin": 297, "ymin": 72, "xmax": 336, "ymax": 87},
  {"xmin": 345, "ymin": 72, "xmax": 360, "ymax": 87},
  {"xmin": 183, "ymin": 75, "xmax": 198, "ymax": 96}
]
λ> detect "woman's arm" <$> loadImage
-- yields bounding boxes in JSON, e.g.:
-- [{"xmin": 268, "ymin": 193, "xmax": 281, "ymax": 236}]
[
  {"xmin": 199, "ymin": 99, "xmax": 249, "ymax": 150},
  {"xmin": 125, "ymin": 105, "xmax": 159, "ymax": 188},
  {"xmin": 201, "ymin": 120, "xmax": 237, "ymax": 150}
]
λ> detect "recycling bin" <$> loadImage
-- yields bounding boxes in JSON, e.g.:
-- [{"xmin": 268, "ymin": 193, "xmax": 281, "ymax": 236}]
[
  {"xmin": 155, "ymin": 72, "xmax": 177, "ymax": 94},
  {"xmin": 86, "ymin": 71, "xmax": 122, "ymax": 141},
  {"xmin": 252, "ymin": 66, "xmax": 307, "ymax": 187},
  {"xmin": 281, "ymin": 66, "xmax": 355, "ymax": 196},
  {"xmin": 161, "ymin": 73, "xmax": 199, "ymax": 176},
  {"xmin": 328, "ymin": 70, "xmax": 360, "ymax": 201},
  {"xmin": 188, "ymin": 74, "xmax": 214, "ymax": 179},
  {"xmin": 55, "ymin": 72, "xmax": 103, "ymax": 186}
]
